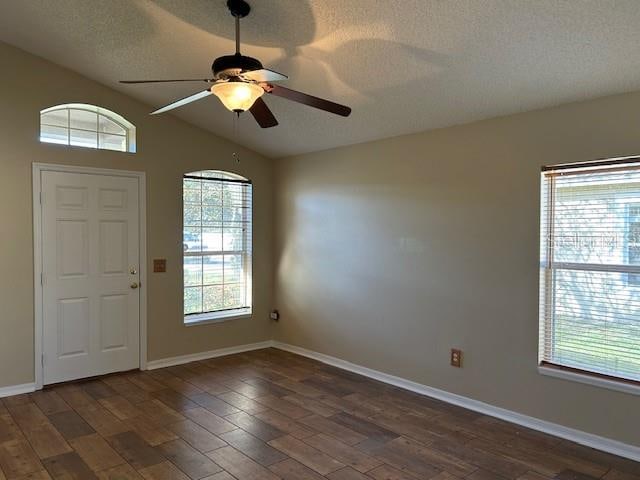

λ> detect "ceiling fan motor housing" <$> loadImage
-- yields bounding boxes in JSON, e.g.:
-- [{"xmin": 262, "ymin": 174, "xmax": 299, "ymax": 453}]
[{"xmin": 212, "ymin": 54, "xmax": 263, "ymax": 80}]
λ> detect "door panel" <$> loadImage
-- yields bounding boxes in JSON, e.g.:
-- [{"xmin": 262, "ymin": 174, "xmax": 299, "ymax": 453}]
[
  {"xmin": 56, "ymin": 185, "xmax": 88, "ymax": 210},
  {"xmin": 42, "ymin": 171, "xmax": 140, "ymax": 385},
  {"xmin": 56, "ymin": 220, "xmax": 89, "ymax": 278},
  {"xmin": 99, "ymin": 188, "xmax": 128, "ymax": 210},
  {"xmin": 99, "ymin": 294, "xmax": 128, "ymax": 352},
  {"xmin": 57, "ymin": 297, "xmax": 90, "ymax": 358},
  {"xmin": 99, "ymin": 220, "xmax": 127, "ymax": 274}
]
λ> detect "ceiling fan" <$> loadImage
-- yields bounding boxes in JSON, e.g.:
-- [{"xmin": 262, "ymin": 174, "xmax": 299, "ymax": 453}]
[{"xmin": 120, "ymin": 0, "xmax": 351, "ymax": 128}]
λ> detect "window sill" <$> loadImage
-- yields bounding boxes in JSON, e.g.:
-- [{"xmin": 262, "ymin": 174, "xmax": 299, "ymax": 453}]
[
  {"xmin": 184, "ymin": 309, "xmax": 252, "ymax": 326},
  {"xmin": 538, "ymin": 365, "xmax": 640, "ymax": 396}
]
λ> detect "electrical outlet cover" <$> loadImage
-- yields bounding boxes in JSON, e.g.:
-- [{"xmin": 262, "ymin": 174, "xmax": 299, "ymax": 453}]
[{"xmin": 451, "ymin": 348, "xmax": 462, "ymax": 367}]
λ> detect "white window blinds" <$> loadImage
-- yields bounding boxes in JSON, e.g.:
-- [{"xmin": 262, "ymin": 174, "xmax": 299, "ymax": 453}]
[
  {"xmin": 540, "ymin": 161, "xmax": 640, "ymax": 383},
  {"xmin": 183, "ymin": 171, "xmax": 252, "ymax": 320}
]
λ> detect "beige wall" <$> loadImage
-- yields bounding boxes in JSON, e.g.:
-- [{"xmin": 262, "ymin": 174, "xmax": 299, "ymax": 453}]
[
  {"xmin": 0, "ymin": 42, "xmax": 274, "ymax": 388},
  {"xmin": 274, "ymin": 91, "xmax": 640, "ymax": 446}
]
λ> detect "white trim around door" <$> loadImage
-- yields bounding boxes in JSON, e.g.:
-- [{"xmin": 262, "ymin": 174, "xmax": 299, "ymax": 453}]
[{"xmin": 32, "ymin": 163, "xmax": 147, "ymax": 390}]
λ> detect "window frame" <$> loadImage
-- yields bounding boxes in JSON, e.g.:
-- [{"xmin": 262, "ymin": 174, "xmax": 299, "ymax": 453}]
[
  {"xmin": 182, "ymin": 170, "xmax": 253, "ymax": 325},
  {"xmin": 40, "ymin": 103, "xmax": 136, "ymax": 153},
  {"xmin": 538, "ymin": 158, "xmax": 640, "ymax": 396}
]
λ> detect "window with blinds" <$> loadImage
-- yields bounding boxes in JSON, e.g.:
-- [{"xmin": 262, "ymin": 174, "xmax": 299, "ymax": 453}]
[
  {"xmin": 183, "ymin": 170, "xmax": 252, "ymax": 323},
  {"xmin": 540, "ymin": 160, "xmax": 640, "ymax": 383}
]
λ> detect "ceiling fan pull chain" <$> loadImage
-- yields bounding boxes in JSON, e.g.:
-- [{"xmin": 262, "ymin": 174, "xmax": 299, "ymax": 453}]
[{"xmin": 232, "ymin": 112, "xmax": 240, "ymax": 163}]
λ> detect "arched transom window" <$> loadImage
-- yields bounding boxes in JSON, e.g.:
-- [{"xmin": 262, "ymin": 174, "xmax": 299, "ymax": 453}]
[
  {"xmin": 183, "ymin": 170, "xmax": 253, "ymax": 323},
  {"xmin": 40, "ymin": 103, "xmax": 136, "ymax": 153}
]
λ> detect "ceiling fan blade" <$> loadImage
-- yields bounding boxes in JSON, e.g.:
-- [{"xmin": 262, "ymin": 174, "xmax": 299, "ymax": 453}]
[
  {"xmin": 151, "ymin": 89, "xmax": 212, "ymax": 115},
  {"xmin": 121, "ymin": 79, "xmax": 213, "ymax": 84},
  {"xmin": 239, "ymin": 68, "xmax": 288, "ymax": 83},
  {"xmin": 249, "ymin": 97, "xmax": 278, "ymax": 128},
  {"xmin": 262, "ymin": 84, "xmax": 351, "ymax": 117}
]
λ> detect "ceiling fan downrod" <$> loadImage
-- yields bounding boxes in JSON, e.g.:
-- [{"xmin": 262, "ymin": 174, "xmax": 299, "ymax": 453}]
[{"xmin": 227, "ymin": 0, "xmax": 250, "ymax": 55}]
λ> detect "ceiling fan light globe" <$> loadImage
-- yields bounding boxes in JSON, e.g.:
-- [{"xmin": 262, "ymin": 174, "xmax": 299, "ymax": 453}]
[{"xmin": 211, "ymin": 81, "xmax": 263, "ymax": 112}]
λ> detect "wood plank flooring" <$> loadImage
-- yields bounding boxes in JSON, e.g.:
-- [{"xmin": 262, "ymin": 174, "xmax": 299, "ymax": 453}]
[{"xmin": 0, "ymin": 348, "xmax": 637, "ymax": 480}]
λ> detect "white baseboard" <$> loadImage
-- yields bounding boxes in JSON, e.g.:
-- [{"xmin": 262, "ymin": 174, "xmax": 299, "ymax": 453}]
[
  {"xmin": 0, "ymin": 382, "xmax": 36, "ymax": 399},
  {"xmin": 272, "ymin": 341, "xmax": 640, "ymax": 462},
  {"xmin": 146, "ymin": 341, "xmax": 274, "ymax": 370}
]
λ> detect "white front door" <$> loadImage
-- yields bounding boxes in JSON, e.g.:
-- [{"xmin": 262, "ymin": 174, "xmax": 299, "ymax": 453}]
[{"xmin": 41, "ymin": 171, "xmax": 140, "ymax": 385}]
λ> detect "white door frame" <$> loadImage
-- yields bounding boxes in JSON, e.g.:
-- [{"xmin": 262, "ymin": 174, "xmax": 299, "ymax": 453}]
[{"xmin": 33, "ymin": 162, "xmax": 147, "ymax": 389}]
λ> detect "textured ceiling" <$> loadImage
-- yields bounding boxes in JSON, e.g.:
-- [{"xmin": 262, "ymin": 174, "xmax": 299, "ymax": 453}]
[{"xmin": 2, "ymin": 0, "xmax": 640, "ymax": 158}]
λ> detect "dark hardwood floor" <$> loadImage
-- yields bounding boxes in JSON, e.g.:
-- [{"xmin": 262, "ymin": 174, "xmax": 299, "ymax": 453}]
[{"xmin": 0, "ymin": 348, "xmax": 637, "ymax": 479}]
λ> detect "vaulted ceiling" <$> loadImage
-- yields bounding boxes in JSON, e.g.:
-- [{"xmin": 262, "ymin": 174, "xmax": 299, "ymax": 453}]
[{"xmin": 2, "ymin": 1, "xmax": 640, "ymax": 157}]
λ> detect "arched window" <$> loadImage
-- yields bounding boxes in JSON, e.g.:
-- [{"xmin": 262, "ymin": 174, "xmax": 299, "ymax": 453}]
[
  {"xmin": 183, "ymin": 170, "xmax": 253, "ymax": 323},
  {"xmin": 40, "ymin": 103, "xmax": 136, "ymax": 153}
]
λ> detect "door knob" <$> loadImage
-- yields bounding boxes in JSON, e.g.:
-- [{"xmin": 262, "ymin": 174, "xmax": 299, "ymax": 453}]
[{"xmin": 130, "ymin": 282, "xmax": 139, "ymax": 289}]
